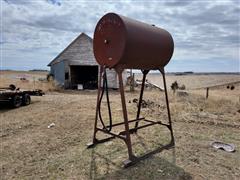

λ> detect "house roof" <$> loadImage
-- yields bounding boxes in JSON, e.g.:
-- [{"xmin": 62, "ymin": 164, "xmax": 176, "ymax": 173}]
[{"xmin": 47, "ymin": 33, "xmax": 93, "ymax": 66}]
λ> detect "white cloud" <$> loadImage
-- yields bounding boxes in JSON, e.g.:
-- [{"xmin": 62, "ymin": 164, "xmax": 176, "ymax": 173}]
[{"xmin": 1, "ymin": 0, "xmax": 239, "ymax": 72}]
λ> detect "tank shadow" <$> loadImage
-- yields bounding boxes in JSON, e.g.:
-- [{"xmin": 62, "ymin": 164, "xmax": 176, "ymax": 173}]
[
  {"xmin": 88, "ymin": 148, "xmax": 191, "ymax": 180},
  {"xmin": 88, "ymin": 135, "xmax": 191, "ymax": 180}
]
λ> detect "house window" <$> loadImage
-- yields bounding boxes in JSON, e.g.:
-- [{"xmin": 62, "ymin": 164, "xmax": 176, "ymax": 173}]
[{"xmin": 65, "ymin": 72, "xmax": 69, "ymax": 80}]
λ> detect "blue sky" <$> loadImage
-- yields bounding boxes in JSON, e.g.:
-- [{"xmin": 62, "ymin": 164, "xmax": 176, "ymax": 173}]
[{"xmin": 0, "ymin": 0, "xmax": 239, "ymax": 72}]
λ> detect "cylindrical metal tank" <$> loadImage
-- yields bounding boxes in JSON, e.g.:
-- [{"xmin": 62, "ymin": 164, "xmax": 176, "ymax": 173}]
[{"xmin": 93, "ymin": 13, "xmax": 174, "ymax": 70}]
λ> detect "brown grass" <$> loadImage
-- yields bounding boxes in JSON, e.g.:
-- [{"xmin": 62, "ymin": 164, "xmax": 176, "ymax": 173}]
[
  {"xmin": 0, "ymin": 71, "xmax": 57, "ymax": 91},
  {"xmin": 1, "ymin": 71, "xmax": 240, "ymax": 179},
  {"xmin": 138, "ymin": 73, "xmax": 240, "ymax": 89}
]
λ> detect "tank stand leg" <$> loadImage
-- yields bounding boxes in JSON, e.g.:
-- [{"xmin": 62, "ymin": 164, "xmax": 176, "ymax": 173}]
[
  {"xmin": 87, "ymin": 66, "xmax": 104, "ymax": 148},
  {"xmin": 159, "ymin": 68, "xmax": 175, "ymax": 146},
  {"xmin": 117, "ymin": 68, "xmax": 136, "ymax": 164},
  {"xmin": 134, "ymin": 70, "xmax": 149, "ymax": 132}
]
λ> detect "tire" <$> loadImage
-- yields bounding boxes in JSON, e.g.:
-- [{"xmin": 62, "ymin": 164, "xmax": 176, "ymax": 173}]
[
  {"xmin": 22, "ymin": 94, "xmax": 31, "ymax": 106},
  {"xmin": 12, "ymin": 95, "xmax": 22, "ymax": 108},
  {"xmin": 9, "ymin": 84, "xmax": 16, "ymax": 90}
]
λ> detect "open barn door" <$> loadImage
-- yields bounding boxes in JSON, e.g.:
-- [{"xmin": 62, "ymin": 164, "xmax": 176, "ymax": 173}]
[{"xmin": 70, "ymin": 65, "xmax": 98, "ymax": 89}]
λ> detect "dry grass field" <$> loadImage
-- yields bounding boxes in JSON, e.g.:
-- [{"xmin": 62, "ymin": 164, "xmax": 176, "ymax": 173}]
[
  {"xmin": 0, "ymin": 70, "xmax": 55, "ymax": 91},
  {"xmin": 1, "ymin": 71, "xmax": 240, "ymax": 179}
]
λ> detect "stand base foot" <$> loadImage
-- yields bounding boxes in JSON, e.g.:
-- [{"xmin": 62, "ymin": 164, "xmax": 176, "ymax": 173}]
[
  {"xmin": 123, "ymin": 159, "xmax": 136, "ymax": 168},
  {"xmin": 86, "ymin": 136, "xmax": 115, "ymax": 149},
  {"xmin": 86, "ymin": 142, "xmax": 96, "ymax": 148},
  {"xmin": 123, "ymin": 140, "xmax": 175, "ymax": 168}
]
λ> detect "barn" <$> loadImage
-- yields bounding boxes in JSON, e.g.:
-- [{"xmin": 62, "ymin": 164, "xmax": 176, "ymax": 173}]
[{"xmin": 48, "ymin": 33, "xmax": 126, "ymax": 89}]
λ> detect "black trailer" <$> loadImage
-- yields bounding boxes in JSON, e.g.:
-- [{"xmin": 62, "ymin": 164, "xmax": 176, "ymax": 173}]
[{"xmin": 0, "ymin": 84, "xmax": 44, "ymax": 108}]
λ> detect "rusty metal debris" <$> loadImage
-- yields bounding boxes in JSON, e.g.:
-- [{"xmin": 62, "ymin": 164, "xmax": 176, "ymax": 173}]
[
  {"xmin": 136, "ymin": 79, "xmax": 164, "ymax": 91},
  {"xmin": 88, "ymin": 13, "xmax": 175, "ymax": 167},
  {"xmin": 130, "ymin": 98, "xmax": 161, "ymax": 109}
]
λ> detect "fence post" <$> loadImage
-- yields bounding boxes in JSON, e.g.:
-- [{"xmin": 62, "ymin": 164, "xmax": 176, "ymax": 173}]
[{"xmin": 206, "ymin": 88, "xmax": 209, "ymax": 99}]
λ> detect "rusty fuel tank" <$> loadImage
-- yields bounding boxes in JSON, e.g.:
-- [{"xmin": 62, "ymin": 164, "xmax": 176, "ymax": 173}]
[{"xmin": 93, "ymin": 13, "xmax": 174, "ymax": 70}]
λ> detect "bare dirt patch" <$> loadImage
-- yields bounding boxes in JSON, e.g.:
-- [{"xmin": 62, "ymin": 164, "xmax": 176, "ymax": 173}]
[{"xmin": 1, "ymin": 72, "xmax": 240, "ymax": 179}]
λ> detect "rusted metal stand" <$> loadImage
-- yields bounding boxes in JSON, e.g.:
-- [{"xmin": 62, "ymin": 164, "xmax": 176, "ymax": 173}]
[{"xmin": 87, "ymin": 66, "xmax": 175, "ymax": 167}]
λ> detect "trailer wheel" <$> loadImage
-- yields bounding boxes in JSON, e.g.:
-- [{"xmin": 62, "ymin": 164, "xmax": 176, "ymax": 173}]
[
  {"xmin": 22, "ymin": 94, "xmax": 31, "ymax": 106},
  {"xmin": 12, "ymin": 95, "xmax": 22, "ymax": 108}
]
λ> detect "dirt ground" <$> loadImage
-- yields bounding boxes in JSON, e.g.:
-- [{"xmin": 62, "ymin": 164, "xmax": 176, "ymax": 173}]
[{"xmin": 1, "ymin": 71, "xmax": 240, "ymax": 179}]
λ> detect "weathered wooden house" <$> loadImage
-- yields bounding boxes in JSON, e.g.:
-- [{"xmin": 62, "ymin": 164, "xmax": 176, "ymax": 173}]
[{"xmin": 48, "ymin": 33, "xmax": 126, "ymax": 89}]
